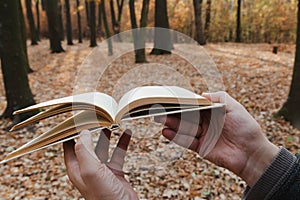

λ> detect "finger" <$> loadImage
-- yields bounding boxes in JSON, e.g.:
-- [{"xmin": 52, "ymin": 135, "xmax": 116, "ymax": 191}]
[
  {"xmin": 63, "ymin": 140, "xmax": 86, "ymax": 192},
  {"xmin": 95, "ymin": 129, "xmax": 111, "ymax": 162},
  {"xmin": 109, "ymin": 129, "xmax": 132, "ymax": 171},
  {"xmin": 75, "ymin": 130, "xmax": 123, "ymax": 194},
  {"xmin": 202, "ymin": 92, "xmax": 239, "ymax": 112},
  {"xmin": 156, "ymin": 115, "xmax": 202, "ymax": 138},
  {"xmin": 162, "ymin": 128, "xmax": 199, "ymax": 151}
]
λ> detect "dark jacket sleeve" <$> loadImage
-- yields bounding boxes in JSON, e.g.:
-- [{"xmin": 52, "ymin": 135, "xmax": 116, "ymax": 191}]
[{"xmin": 243, "ymin": 147, "xmax": 300, "ymax": 200}]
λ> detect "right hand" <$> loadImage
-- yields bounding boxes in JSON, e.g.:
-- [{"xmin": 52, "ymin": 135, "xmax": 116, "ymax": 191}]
[{"xmin": 155, "ymin": 91, "xmax": 279, "ymax": 187}]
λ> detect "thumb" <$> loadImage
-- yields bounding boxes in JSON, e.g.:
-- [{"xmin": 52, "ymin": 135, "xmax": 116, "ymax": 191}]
[{"xmin": 202, "ymin": 91, "xmax": 227, "ymax": 103}]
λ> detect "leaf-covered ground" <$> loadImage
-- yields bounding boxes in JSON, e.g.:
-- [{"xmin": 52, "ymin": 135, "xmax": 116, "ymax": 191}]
[{"xmin": 0, "ymin": 40, "xmax": 299, "ymax": 199}]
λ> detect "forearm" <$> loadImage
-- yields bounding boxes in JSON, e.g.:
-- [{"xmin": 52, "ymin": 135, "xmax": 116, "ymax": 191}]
[{"xmin": 243, "ymin": 147, "xmax": 299, "ymax": 200}]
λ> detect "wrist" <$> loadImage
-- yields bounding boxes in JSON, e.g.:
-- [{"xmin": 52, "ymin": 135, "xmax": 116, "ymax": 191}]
[{"xmin": 240, "ymin": 139, "xmax": 280, "ymax": 187}]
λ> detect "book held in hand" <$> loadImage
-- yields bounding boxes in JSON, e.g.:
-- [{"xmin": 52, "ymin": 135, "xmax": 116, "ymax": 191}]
[{"xmin": 1, "ymin": 86, "xmax": 224, "ymax": 164}]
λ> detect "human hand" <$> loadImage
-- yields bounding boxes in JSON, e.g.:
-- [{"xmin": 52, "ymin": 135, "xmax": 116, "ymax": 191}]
[
  {"xmin": 63, "ymin": 129, "xmax": 138, "ymax": 200},
  {"xmin": 155, "ymin": 92, "xmax": 280, "ymax": 187}
]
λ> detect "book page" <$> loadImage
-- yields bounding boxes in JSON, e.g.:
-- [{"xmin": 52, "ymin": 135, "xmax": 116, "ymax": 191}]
[
  {"xmin": 2, "ymin": 111, "xmax": 112, "ymax": 163},
  {"xmin": 116, "ymin": 86, "xmax": 211, "ymax": 122},
  {"xmin": 14, "ymin": 92, "xmax": 118, "ymax": 122}
]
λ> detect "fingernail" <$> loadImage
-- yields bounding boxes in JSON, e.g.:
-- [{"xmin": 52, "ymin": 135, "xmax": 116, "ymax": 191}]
[{"xmin": 124, "ymin": 129, "xmax": 132, "ymax": 135}]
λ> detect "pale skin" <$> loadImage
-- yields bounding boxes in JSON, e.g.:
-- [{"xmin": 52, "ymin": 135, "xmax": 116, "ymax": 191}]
[{"xmin": 64, "ymin": 92, "xmax": 280, "ymax": 199}]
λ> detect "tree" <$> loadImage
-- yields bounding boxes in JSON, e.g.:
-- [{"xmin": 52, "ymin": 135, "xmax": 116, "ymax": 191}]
[
  {"xmin": 100, "ymin": 0, "xmax": 113, "ymax": 55},
  {"xmin": 89, "ymin": 0, "xmax": 97, "ymax": 47},
  {"xmin": 0, "ymin": 0, "xmax": 37, "ymax": 122},
  {"xmin": 193, "ymin": 0, "xmax": 206, "ymax": 45},
  {"xmin": 277, "ymin": 0, "xmax": 300, "ymax": 129},
  {"xmin": 110, "ymin": 0, "xmax": 125, "ymax": 40},
  {"xmin": 85, "ymin": 0, "xmax": 90, "ymax": 27},
  {"xmin": 76, "ymin": 0, "xmax": 83, "ymax": 43},
  {"xmin": 45, "ymin": 0, "xmax": 65, "ymax": 53},
  {"xmin": 57, "ymin": 0, "xmax": 64, "ymax": 41},
  {"xmin": 150, "ymin": 0, "xmax": 172, "ymax": 55},
  {"xmin": 25, "ymin": 0, "xmax": 39, "ymax": 45},
  {"xmin": 19, "ymin": 0, "xmax": 34, "ymax": 73},
  {"xmin": 65, "ymin": 0, "xmax": 74, "ymax": 45},
  {"xmin": 204, "ymin": 0, "xmax": 211, "ymax": 41},
  {"xmin": 236, "ymin": 0, "xmax": 242, "ymax": 42},
  {"xmin": 98, "ymin": 1, "xmax": 104, "ymax": 36},
  {"xmin": 129, "ymin": 0, "xmax": 150, "ymax": 63},
  {"xmin": 35, "ymin": 0, "xmax": 41, "ymax": 40}
]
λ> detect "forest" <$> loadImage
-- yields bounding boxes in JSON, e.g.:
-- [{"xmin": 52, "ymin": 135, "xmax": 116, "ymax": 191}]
[{"xmin": 0, "ymin": 0, "xmax": 299, "ymax": 199}]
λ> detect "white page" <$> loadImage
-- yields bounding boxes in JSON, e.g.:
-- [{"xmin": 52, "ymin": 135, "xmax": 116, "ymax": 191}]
[
  {"xmin": 15, "ymin": 92, "xmax": 118, "ymax": 121},
  {"xmin": 117, "ymin": 86, "xmax": 207, "ymax": 115}
]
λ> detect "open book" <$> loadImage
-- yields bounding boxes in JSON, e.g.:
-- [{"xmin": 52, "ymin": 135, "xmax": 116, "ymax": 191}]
[{"xmin": 1, "ymin": 86, "xmax": 223, "ymax": 164}]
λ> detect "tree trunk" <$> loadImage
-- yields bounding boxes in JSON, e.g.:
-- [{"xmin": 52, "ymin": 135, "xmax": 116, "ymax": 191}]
[
  {"xmin": 277, "ymin": 0, "xmax": 300, "ymax": 129},
  {"xmin": 204, "ymin": 0, "xmax": 211, "ymax": 41},
  {"xmin": 76, "ymin": 0, "xmax": 83, "ymax": 43},
  {"xmin": 25, "ymin": 0, "xmax": 38, "ymax": 45},
  {"xmin": 89, "ymin": 0, "xmax": 97, "ymax": 47},
  {"xmin": 100, "ymin": 1, "xmax": 113, "ymax": 55},
  {"xmin": 193, "ymin": 0, "xmax": 206, "ymax": 45},
  {"xmin": 151, "ymin": 0, "xmax": 172, "ymax": 55},
  {"xmin": 19, "ymin": 0, "xmax": 34, "ymax": 73},
  {"xmin": 65, "ymin": 0, "xmax": 73, "ymax": 45},
  {"xmin": 236, "ymin": 0, "xmax": 242, "ymax": 42},
  {"xmin": 109, "ymin": 0, "xmax": 123, "ymax": 41},
  {"xmin": 0, "ymin": 0, "xmax": 37, "ymax": 122},
  {"xmin": 41, "ymin": 0, "xmax": 45, "ymax": 10},
  {"xmin": 45, "ymin": 0, "xmax": 65, "ymax": 53},
  {"xmin": 97, "ymin": 1, "xmax": 103, "ymax": 37},
  {"xmin": 35, "ymin": 0, "xmax": 41, "ymax": 40},
  {"xmin": 85, "ymin": 0, "xmax": 90, "ymax": 27},
  {"xmin": 57, "ymin": 0, "xmax": 64, "ymax": 41},
  {"xmin": 129, "ymin": 0, "xmax": 149, "ymax": 63}
]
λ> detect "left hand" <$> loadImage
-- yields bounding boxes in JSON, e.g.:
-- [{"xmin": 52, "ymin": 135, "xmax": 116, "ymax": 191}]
[{"xmin": 63, "ymin": 129, "xmax": 138, "ymax": 200}]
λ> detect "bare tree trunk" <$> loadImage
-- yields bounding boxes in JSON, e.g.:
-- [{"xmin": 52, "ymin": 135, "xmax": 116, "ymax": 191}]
[
  {"xmin": 76, "ymin": 0, "xmax": 83, "ymax": 43},
  {"xmin": 35, "ymin": 0, "xmax": 41, "ymax": 40},
  {"xmin": 65, "ymin": 0, "xmax": 73, "ymax": 45},
  {"xmin": 204, "ymin": 0, "xmax": 211, "ymax": 41},
  {"xmin": 89, "ymin": 0, "xmax": 97, "ymax": 47},
  {"xmin": 236, "ymin": 0, "xmax": 242, "ymax": 42},
  {"xmin": 100, "ymin": 0, "xmax": 113, "ymax": 55},
  {"xmin": 45, "ymin": 0, "xmax": 65, "ymax": 53},
  {"xmin": 150, "ymin": 0, "xmax": 172, "ymax": 55},
  {"xmin": 129, "ymin": 0, "xmax": 149, "ymax": 63},
  {"xmin": 277, "ymin": 0, "xmax": 300, "ymax": 129},
  {"xmin": 193, "ymin": 0, "xmax": 206, "ymax": 45},
  {"xmin": 0, "ymin": 0, "xmax": 37, "ymax": 122},
  {"xmin": 58, "ymin": 0, "xmax": 64, "ymax": 41},
  {"xmin": 25, "ymin": 0, "xmax": 38, "ymax": 45}
]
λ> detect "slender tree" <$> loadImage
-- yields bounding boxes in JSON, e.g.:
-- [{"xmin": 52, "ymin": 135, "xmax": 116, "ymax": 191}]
[
  {"xmin": 204, "ymin": 0, "xmax": 211, "ymax": 41},
  {"xmin": 129, "ymin": 0, "xmax": 150, "ymax": 63},
  {"xmin": 0, "ymin": 0, "xmax": 37, "ymax": 122},
  {"xmin": 151, "ymin": 0, "xmax": 172, "ymax": 55},
  {"xmin": 236, "ymin": 0, "xmax": 242, "ymax": 42},
  {"xmin": 19, "ymin": 0, "xmax": 34, "ymax": 73},
  {"xmin": 76, "ymin": 0, "xmax": 83, "ymax": 43},
  {"xmin": 65, "ymin": 0, "xmax": 74, "ymax": 45},
  {"xmin": 89, "ymin": 0, "xmax": 97, "ymax": 47},
  {"xmin": 193, "ymin": 0, "xmax": 206, "ymax": 45},
  {"xmin": 277, "ymin": 0, "xmax": 300, "ymax": 129},
  {"xmin": 98, "ymin": 1, "xmax": 104, "ymax": 36},
  {"xmin": 35, "ymin": 0, "xmax": 41, "ymax": 40},
  {"xmin": 85, "ymin": 0, "xmax": 90, "ymax": 27},
  {"xmin": 100, "ymin": 0, "xmax": 113, "ymax": 55},
  {"xmin": 58, "ymin": 0, "xmax": 65, "ymax": 41},
  {"xmin": 45, "ymin": 0, "xmax": 65, "ymax": 53},
  {"xmin": 25, "ymin": 0, "xmax": 39, "ymax": 45},
  {"xmin": 110, "ymin": 0, "xmax": 125, "ymax": 40}
]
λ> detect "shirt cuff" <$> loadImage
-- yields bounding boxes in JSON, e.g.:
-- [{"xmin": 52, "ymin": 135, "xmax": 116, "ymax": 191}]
[{"xmin": 242, "ymin": 147, "xmax": 297, "ymax": 200}]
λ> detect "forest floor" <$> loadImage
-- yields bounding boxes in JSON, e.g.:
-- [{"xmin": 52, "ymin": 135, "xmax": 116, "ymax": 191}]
[{"xmin": 0, "ymin": 40, "xmax": 299, "ymax": 200}]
